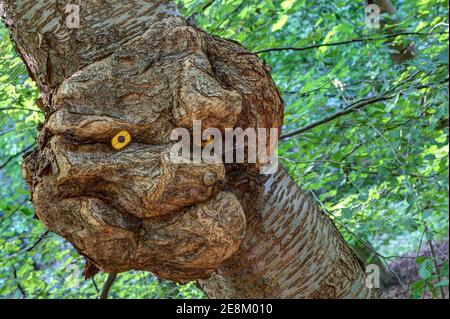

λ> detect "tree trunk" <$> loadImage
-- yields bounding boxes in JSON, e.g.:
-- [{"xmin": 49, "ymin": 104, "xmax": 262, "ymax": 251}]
[
  {"xmin": 200, "ymin": 166, "xmax": 374, "ymax": 298},
  {"xmin": 1, "ymin": 0, "xmax": 376, "ymax": 298}
]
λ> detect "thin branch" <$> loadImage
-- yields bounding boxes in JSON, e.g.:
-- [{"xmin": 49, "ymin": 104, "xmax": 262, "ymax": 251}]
[
  {"xmin": 92, "ymin": 277, "xmax": 100, "ymax": 294},
  {"xmin": 0, "ymin": 197, "xmax": 28, "ymax": 219},
  {"xmin": 0, "ymin": 128, "xmax": 15, "ymax": 136},
  {"xmin": 13, "ymin": 267, "xmax": 26, "ymax": 299},
  {"xmin": 0, "ymin": 64, "xmax": 22, "ymax": 90},
  {"xmin": 0, "ymin": 107, "xmax": 43, "ymax": 114},
  {"xmin": 0, "ymin": 144, "xmax": 35, "ymax": 170},
  {"xmin": 100, "ymin": 273, "xmax": 118, "ymax": 299},
  {"xmin": 200, "ymin": 0, "xmax": 216, "ymax": 12},
  {"xmin": 214, "ymin": 0, "xmax": 248, "ymax": 32},
  {"xmin": 255, "ymin": 31, "xmax": 449, "ymax": 54},
  {"xmin": 23, "ymin": 231, "xmax": 49, "ymax": 252},
  {"xmin": 416, "ymin": 77, "xmax": 449, "ymax": 89},
  {"xmin": 281, "ymin": 95, "xmax": 394, "ymax": 140},
  {"xmin": 408, "ymin": 230, "xmax": 426, "ymax": 291},
  {"xmin": 187, "ymin": 0, "xmax": 218, "ymax": 22},
  {"xmin": 8, "ymin": 230, "xmax": 49, "ymax": 257},
  {"xmin": 283, "ymin": 80, "xmax": 365, "ymax": 96},
  {"xmin": 280, "ymin": 77, "xmax": 448, "ymax": 140},
  {"xmin": 424, "ymin": 223, "xmax": 447, "ymax": 299}
]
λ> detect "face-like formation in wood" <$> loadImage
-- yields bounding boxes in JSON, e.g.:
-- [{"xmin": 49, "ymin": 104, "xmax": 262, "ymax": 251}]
[{"xmin": 19, "ymin": 13, "xmax": 283, "ymax": 282}]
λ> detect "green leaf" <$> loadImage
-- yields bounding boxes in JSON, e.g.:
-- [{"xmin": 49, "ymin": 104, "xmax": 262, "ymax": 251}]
[
  {"xmin": 272, "ymin": 15, "xmax": 288, "ymax": 32},
  {"xmin": 19, "ymin": 207, "xmax": 33, "ymax": 217},
  {"xmin": 435, "ymin": 279, "xmax": 449, "ymax": 288},
  {"xmin": 411, "ymin": 279, "xmax": 426, "ymax": 299},
  {"xmin": 440, "ymin": 262, "xmax": 449, "ymax": 278},
  {"xmin": 341, "ymin": 208, "xmax": 353, "ymax": 219},
  {"xmin": 418, "ymin": 259, "xmax": 434, "ymax": 280},
  {"xmin": 438, "ymin": 47, "xmax": 449, "ymax": 64}
]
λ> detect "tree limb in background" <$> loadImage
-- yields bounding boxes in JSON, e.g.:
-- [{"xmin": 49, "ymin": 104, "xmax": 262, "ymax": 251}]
[
  {"xmin": 0, "ymin": 107, "xmax": 43, "ymax": 113},
  {"xmin": 8, "ymin": 230, "xmax": 49, "ymax": 257},
  {"xmin": 0, "ymin": 144, "xmax": 35, "ymax": 170},
  {"xmin": 100, "ymin": 273, "xmax": 118, "ymax": 299},
  {"xmin": 0, "ymin": 127, "xmax": 14, "ymax": 136},
  {"xmin": 281, "ymin": 95, "xmax": 395, "ymax": 140},
  {"xmin": 424, "ymin": 222, "xmax": 447, "ymax": 299},
  {"xmin": 254, "ymin": 31, "xmax": 448, "ymax": 54},
  {"xmin": 281, "ymin": 77, "xmax": 449, "ymax": 140},
  {"xmin": 13, "ymin": 267, "xmax": 26, "ymax": 299}
]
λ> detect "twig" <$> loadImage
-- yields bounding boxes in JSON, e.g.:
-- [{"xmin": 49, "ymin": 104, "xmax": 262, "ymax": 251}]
[
  {"xmin": 8, "ymin": 230, "xmax": 49, "ymax": 257},
  {"xmin": 23, "ymin": 230, "xmax": 49, "ymax": 251},
  {"xmin": 424, "ymin": 223, "xmax": 447, "ymax": 299},
  {"xmin": 92, "ymin": 277, "xmax": 100, "ymax": 294},
  {"xmin": 0, "ymin": 144, "xmax": 35, "ymax": 170},
  {"xmin": 280, "ymin": 77, "xmax": 447, "ymax": 140},
  {"xmin": 200, "ymin": 0, "xmax": 216, "ymax": 12},
  {"xmin": 188, "ymin": 0, "xmax": 217, "ymax": 19},
  {"xmin": 0, "ymin": 107, "xmax": 43, "ymax": 114},
  {"xmin": 100, "ymin": 273, "xmax": 118, "ymax": 299},
  {"xmin": 408, "ymin": 230, "xmax": 426, "ymax": 290},
  {"xmin": 255, "ymin": 31, "xmax": 449, "ymax": 54},
  {"xmin": 214, "ymin": 0, "xmax": 248, "ymax": 32},
  {"xmin": 1, "ymin": 197, "xmax": 28, "ymax": 219},
  {"xmin": 0, "ymin": 64, "xmax": 22, "ymax": 91},
  {"xmin": 13, "ymin": 267, "xmax": 26, "ymax": 299},
  {"xmin": 0, "ymin": 128, "xmax": 15, "ymax": 136},
  {"xmin": 281, "ymin": 95, "xmax": 395, "ymax": 140}
]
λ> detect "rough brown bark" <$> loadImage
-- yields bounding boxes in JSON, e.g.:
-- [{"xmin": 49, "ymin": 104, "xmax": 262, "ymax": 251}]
[{"xmin": 1, "ymin": 0, "xmax": 375, "ymax": 298}]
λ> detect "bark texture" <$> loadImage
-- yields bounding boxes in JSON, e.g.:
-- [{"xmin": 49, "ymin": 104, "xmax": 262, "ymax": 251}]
[
  {"xmin": 200, "ymin": 166, "xmax": 373, "ymax": 298},
  {"xmin": 1, "ymin": 0, "xmax": 375, "ymax": 298}
]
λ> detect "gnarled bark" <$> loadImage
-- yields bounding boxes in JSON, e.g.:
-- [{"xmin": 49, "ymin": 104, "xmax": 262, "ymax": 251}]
[{"xmin": 1, "ymin": 0, "xmax": 376, "ymax": 298}]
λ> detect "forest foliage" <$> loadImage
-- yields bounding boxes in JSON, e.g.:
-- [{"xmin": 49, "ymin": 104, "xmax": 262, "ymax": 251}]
[{"xmin": 0, "ymin": 0, "xmax": 448, "ymax": 299}]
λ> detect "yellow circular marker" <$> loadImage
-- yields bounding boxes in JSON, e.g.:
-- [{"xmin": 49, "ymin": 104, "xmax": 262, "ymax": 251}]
[{"xmin": 111, "ymin": 130, "xmax": 132, "ymax": 150}]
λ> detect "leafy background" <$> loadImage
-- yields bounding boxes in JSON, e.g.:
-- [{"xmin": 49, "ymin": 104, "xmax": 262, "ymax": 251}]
[{"xmin": 1, "ymin": 0, "xmax": 448, "ymax": 298}]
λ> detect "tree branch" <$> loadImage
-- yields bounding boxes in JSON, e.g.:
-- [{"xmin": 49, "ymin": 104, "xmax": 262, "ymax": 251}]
[
  {"xmin": 8, "ymin": 230, "xmax": 49, "ymax": 257},
  {"xmin": 0, "ymin": 107, "xmax": 43, "ymax": 114},
  {"xmin": 214, "ymin": 0, "xmax": 248, "ymax": 32},
  {"xmin": 13, "ymin": 267, "xmax": 26, "ymax": 299},
  {"xmin": 92, "ymin": 278, "xmax": 100, "ymax": 294},
  {"xmin": 280, "ymin": 78, "xmax": 448, "ymax": 140},
  {"xmin": 281, "ymin": 95, "xmax": 394, "ymax": 140},
  {"xmin": 23, "ymin": 230, "xmax": 49, "ymax": 252},
  {"xmin": 423, "ymin": 222, "xmax": 447, "ymax": 299},
  {"xmin": 0, "ymin": 144, "xmax": 35, "ymax": 170},
  {"xmin": 255, "ymin": 31, "xmax": 449, "ymax": 54},
  {"xmin": 99, "ymin": 273, "xmax": 118, "ymax": 299},
  {"xmin": 0, "ymin": 128, "xmax": 14, "ymax": 136},
  {"xmin": 187, "ymin": 0, "xmax": 217, "ymax": 21}
]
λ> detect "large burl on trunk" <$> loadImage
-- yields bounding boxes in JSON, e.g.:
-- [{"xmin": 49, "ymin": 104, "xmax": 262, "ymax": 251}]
[{"xmin": 1, "ymin": 0, "xmax": 375, "ymax": 298}]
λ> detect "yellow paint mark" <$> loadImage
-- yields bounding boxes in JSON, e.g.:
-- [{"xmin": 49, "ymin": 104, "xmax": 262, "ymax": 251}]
[{"xmin": 111, "ymin": 130, "xmax": 132, "ymax": 150}]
